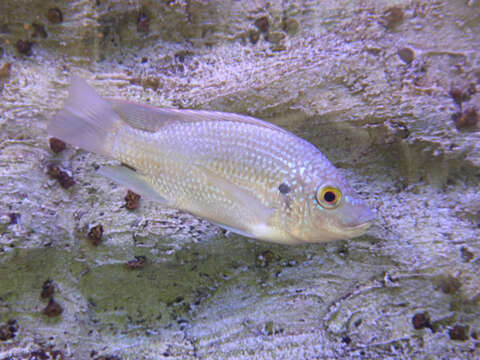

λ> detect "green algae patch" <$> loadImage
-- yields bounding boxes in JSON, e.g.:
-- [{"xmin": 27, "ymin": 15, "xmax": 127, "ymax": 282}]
[{"xmin": 0, "ymin": 248, "xmax": 69, "ymax": 319}]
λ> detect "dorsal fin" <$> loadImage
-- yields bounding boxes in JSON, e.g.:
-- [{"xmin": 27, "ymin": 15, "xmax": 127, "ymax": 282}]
[{"xmin": 107, "ymin": 98, "xmax": 288, "ymax": 134}]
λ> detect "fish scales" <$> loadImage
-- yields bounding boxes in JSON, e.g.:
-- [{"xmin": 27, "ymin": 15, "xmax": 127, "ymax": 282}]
[
  {"xmin": 108, "ymin": 120, "xmax": 318, "ymax": 239},
  {"xmin": 110, "ymin": 120, "xmax": 315, "ymax": 208},
  {"xmin": 48, "ymin": 76, "xmax": 374, "ymax": 244}
]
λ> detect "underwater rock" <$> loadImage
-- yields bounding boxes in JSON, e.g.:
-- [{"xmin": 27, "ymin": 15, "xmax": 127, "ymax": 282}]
[{"xmin": 0, "ymin": 0, "xmax": 479, "ymax": 359}]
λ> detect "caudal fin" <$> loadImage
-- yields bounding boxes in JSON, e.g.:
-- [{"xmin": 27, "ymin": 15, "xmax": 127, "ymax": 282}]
[{"xmin": 48, "ymin": 75, "xmax": 120, "ymax": 156}]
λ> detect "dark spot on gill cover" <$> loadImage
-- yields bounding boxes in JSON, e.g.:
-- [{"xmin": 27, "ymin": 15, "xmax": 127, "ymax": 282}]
[
  {"xmin": 279, "ymin": 183, "xmax": 293, "ymax": 209},
  {"xmin": 278, "ymin": 183, "xmax": 291, "ymax": 194}
]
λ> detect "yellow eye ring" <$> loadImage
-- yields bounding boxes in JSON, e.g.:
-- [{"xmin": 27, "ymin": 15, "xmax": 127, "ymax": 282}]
[{"xmin": 316, "ymin": 186, "xmax": 342, "ymax": 209}]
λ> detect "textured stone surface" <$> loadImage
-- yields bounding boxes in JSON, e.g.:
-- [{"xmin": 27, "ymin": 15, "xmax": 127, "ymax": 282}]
[{"xmin": 0, "ymin": 0, "xmax": 479, "ymax": 359}]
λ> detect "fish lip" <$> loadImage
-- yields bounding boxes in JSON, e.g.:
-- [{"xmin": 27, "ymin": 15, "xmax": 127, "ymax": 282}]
[{"xmin": 346, "ymin": 221, "xmax": 372, "ymax": 235}]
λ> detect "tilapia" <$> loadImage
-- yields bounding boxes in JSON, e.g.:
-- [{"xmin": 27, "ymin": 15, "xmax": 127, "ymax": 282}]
[{"xmin": 48, "ymin": 76, "xmax": 374, "ymax": 244}]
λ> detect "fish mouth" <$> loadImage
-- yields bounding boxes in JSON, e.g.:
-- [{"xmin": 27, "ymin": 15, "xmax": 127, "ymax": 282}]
[{"xmin": 345, "ymin": 221, "xmax": 372, "ymax": 237}]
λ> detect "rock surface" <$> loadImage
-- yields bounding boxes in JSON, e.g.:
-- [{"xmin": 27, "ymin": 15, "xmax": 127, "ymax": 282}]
[{"xmin": 0, "ymin": 0, "xmax": 479, "ymax": 359}]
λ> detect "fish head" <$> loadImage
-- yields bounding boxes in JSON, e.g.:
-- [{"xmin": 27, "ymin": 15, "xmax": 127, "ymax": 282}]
[{"xmin": 286, "ymin": 162, "xmax": 374, "ymax": 243}]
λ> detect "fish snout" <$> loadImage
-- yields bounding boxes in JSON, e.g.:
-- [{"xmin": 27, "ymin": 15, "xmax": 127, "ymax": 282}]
[{"xmin": 340, "ymin": 196, "xmax": 375, "ymax": 230}]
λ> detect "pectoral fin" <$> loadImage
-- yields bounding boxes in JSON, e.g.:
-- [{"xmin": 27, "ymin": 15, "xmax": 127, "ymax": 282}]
[
  {"xmin": 193, "ymin": 165, "xmax": 275, "ymax": 238},
  {"xmin": 99, "ymin": 166, "xmax": 168, "ymax": 205}
]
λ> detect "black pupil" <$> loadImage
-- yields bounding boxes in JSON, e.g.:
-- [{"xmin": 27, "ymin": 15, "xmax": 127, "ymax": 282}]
[{"xmin": 323, "ymin": 191, "xmax": 336, "ymax": 203}]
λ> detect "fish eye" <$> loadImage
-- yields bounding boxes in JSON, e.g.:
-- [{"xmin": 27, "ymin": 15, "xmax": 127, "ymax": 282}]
[{"xmin": 316, "ymin": 185, "xmax": 341, "ymax": 209}]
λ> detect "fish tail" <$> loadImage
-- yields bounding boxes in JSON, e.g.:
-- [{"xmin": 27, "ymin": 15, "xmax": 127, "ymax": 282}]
[{"xmin": 48, "ymin": 75, "xmax": 121, "ymax": 156}]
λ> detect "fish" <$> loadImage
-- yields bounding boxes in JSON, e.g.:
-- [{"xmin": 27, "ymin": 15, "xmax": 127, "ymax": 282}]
[{"xmin": 48, "ymin": 76, "xmax": 374, "ymax": 245}]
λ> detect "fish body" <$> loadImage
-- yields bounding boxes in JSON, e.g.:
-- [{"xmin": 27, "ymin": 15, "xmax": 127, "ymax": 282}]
[{"xmin": 49, "ymin": 76, "xmax": 374, "ymax": 244}]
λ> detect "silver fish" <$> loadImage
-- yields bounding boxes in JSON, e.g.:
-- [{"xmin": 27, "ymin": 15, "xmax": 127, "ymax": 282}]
[{"xmin": 48, "ymin": 76, "xmax": 374, "ymax": 244}]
